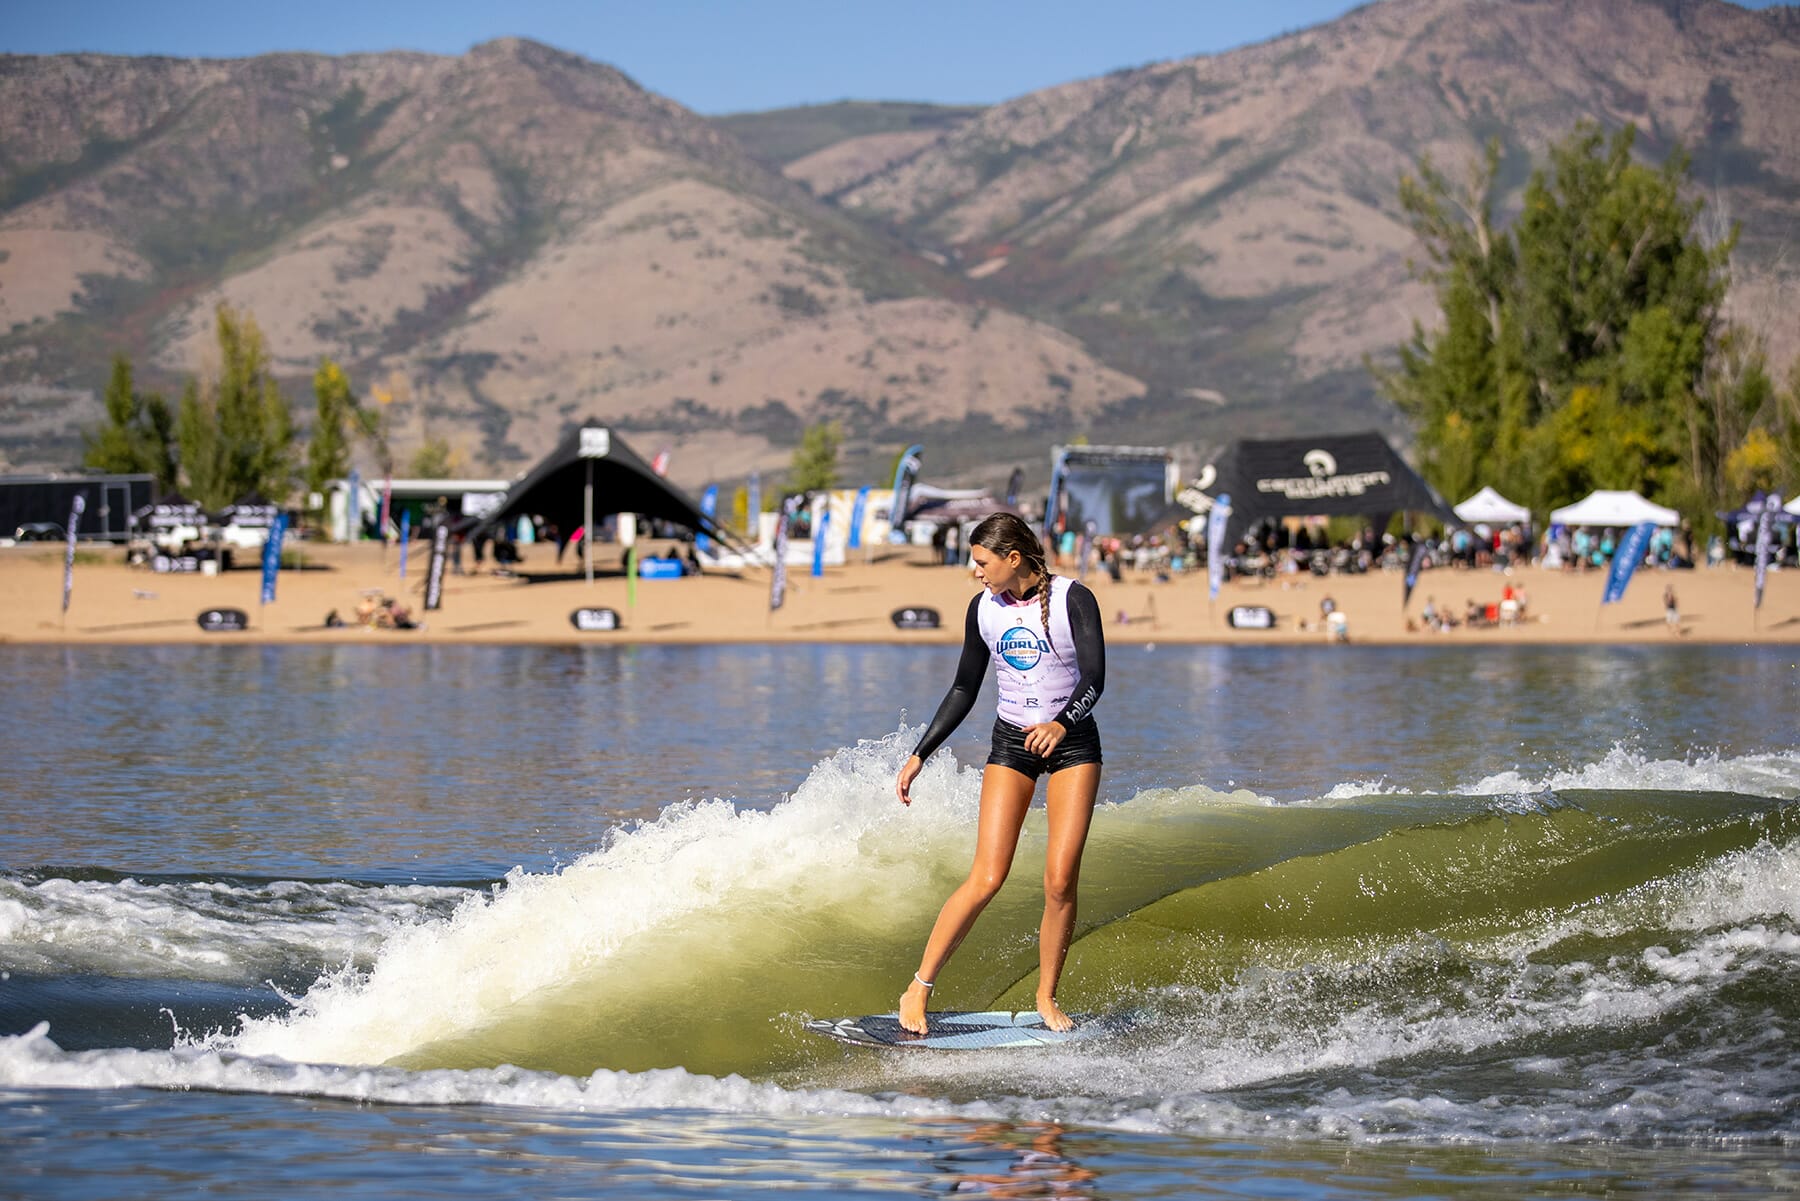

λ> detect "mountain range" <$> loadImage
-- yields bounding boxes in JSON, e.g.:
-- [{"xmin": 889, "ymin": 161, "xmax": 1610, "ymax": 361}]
[{"xmin": 2, "ymin": 0, "xmax": 1796, "ymax": 493}]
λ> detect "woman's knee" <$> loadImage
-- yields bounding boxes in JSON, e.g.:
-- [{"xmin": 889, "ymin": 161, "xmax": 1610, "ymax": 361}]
[
  {"xmin": 965, "ymin": 866, "xmax": 1010, "ymax": 901},
  {"xmin": 1043, "ymin": 868, "xmax": 1079, "ymax": 907}
]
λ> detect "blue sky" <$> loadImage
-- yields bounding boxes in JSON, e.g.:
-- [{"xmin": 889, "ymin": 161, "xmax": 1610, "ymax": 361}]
[{"xmin": 8, "ymin": 0, "xmax": 1785, "ymax": 115}]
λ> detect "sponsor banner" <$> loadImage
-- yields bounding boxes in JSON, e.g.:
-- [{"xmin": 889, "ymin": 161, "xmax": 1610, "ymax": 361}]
[
  {"xmin": 424, "ymin": 521, "xmax": 450, "ymax": 611},
  {"xmin": 1403, "ymin": 539, "xmax": 1432, "ymax": 610},
  {"xmin": 747, "ymin": 472, "xmax": 761, "ymax": 542},
  {"xmin": 1228, "ymin": 605, "xmax": 1276, "ymax": 630},
  {"xmin": 812, "ymin": 509, "xmax": 830, "ymax": 578},
  {"xmin": 397, "ymin": 510, "xmax": 411, "ymax": 581},
  {"xmin": 347, "ymin": 469, "xmax": 362, "ymax": 539},
  {"xmin": 891, "ymin": 607, "xmax": 940, "ymax": 630},
  {"xmin": 259, "ymin": 512, "xmax": 288, "ymax": 605},
  {"xmin": 1206, "ymin": 493, "xmax": 1232, "ymax": 602},
  {"xmin": 62, "ymin": 493, "xmax": 86, "ymax": 614},
  {"xmin": 889, "ymin": 445, "xmax": 923, "ymax": 544},
  {"xmin": 847, "ymin": 486, "xmax": 870, "ymax": 551},
  {"xmin": 570, "ymin": 607, "xmax": 621, "ymax": 632},
  {"xmin": 1755, "ymin": 492, "xmax": 1781, "ymax": 610},
  {"xmin": 770, "ymin": 494, "xmax": 802, "ymax": 610},
  {"xmin": 698, "ymin": 485, "xmax": 718, "ymax": 555},
  {"xmin": 1601, "ymin": 522, "xmax": 1657, "ymax": 605},
  {"xmin": 197, "ymin": 607, "xmax": 249, "ymax": 633}
]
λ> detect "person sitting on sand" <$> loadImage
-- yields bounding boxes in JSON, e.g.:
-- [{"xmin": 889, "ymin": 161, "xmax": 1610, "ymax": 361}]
[{"xmin": 892, "ymin": 512, "xmax": 1106, "ymax": 1036}]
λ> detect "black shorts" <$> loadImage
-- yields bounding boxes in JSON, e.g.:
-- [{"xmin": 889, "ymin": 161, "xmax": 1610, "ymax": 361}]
[{"xmin": 986, "ymin": 716, "xmax": 1103, "ymax": 781}]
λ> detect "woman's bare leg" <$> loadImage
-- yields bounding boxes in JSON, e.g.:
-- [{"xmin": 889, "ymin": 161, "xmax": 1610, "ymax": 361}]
[
  {"xmin": 898, "ymin": 766, "xmax": 1037, "ymax": 1033},
  {"xmin": 1036, "ymin": 762, "xmax": 1100, "ymax": 1031}
]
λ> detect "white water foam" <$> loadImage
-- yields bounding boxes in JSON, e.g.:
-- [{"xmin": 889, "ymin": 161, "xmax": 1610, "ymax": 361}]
[
  {"xmin": 223, "ymin": 729, "xmax": 990, "ymax": 1065},
  {"xmin": 0, "ymin": 876, "xmax": 465, "ymax": 981},
  {"xmin": 1469, "ymin": 746, "xmax": 1800, "ymax": 800}
]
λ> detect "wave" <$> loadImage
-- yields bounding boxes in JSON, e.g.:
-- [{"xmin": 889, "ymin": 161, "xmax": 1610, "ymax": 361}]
[{"xmin": 7, "ymin": 741, "xmax": 1799, "ymax": 1107}]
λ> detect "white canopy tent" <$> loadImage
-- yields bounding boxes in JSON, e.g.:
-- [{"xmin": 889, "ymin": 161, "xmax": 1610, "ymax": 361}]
[
  {"xmin": 1549, "ymin": 489, "xmax": 1679, "ymax": 528},
  {"xmin": 1787, "ymin": 495, "xmax": 1799, "ymax": 516},
  {"xmin": 1453, "ymin": 486, "xmax": 1531, "ymax": 525}
]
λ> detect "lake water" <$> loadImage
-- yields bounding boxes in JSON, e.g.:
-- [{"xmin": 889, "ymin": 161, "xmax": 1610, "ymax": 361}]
[{"xmin": 3, "ymin": 643, "xmax": 1798, "ymax": 1198}]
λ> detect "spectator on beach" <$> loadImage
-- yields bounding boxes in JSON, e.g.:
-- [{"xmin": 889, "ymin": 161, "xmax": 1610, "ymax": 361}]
[{"xmin": 1664, "ymin": 585, "xmax": 1680, "ymax": 632}]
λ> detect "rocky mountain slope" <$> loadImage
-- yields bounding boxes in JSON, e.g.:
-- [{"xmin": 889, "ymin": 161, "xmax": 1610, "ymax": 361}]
[{"xmin": 2, "ymin": 0, "xmax": 1796, "ymax": 490}]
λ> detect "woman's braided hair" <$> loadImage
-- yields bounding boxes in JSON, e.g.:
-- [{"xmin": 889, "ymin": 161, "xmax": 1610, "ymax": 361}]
[{"xmin": 970, "ymin": 512, "xmax": 1055, "ymax": 649}]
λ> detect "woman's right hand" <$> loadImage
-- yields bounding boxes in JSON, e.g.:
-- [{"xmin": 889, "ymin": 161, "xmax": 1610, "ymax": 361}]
[{"xmin": 896, "ymin": 755, "xmax": 923, "ymax": 806}]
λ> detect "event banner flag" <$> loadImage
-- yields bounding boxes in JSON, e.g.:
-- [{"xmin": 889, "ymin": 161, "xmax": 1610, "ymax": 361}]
[
  {"xmin": 379, "ymin": 475, "xmax": 393, "ymax": 542},
  {"xmin": 697, "ymin": 485, "xmax": 718, "ymax": 555},
  {"xmin": 259, "ymin": 512, "xmax": 288, "ymax": 605},
  {"xmin": 1403, "ymin": 539, "xmax": 1432, "ymax": 611},
  {"xmin": 424, "ymin": 521, "xmax": 449, "ymax": 611},
  {"xmin": 397, "ymin": 510, "xmax": 411, "ymax": 581},
  {"xmin": 61, "ymin": 493, "xmax": 86, "ymax": 614},
  {"xmin": 347, "ymin": 469, "xmax": 362, "ymax": 540},
  {"xmin": 812, "ymin": 509, "xmax": 830, "ymax": 578},
  {"xmin": 1206, "ymin": 493, "xmax": 1232, "ymax": 602},
  {"xmin": 1601, "ymin": 522, "xmax": 1657, "ymax": 605},
  {"xmin": 747, "ymin": 472, "xmax": 761, "ymax": 541},
  {"xmin": 847, "ymin": 486, "xmax": 870, "ymax": 551},
  {"xmin": 889, "ymin": 445, "xmax": 923, "ymax": 544},
  {"xmin": 770, "ymin": 494, "xmax": 802, "ymax": 610},
  {"xmin": 1755, "ymin": 492, "xmax": 1782, "ymax": 610}
]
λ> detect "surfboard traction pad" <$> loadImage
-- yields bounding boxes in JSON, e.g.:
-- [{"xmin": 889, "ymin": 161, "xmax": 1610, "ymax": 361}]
[{"xmin": 805, "ymin": 1010, "xmax": 1106, "ymax": 1050}]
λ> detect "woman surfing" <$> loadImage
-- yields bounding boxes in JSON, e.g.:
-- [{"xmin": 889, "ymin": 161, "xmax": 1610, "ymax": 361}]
[{"xmin": 894, "ymin": 512, "xmax": 1106, "ymax": 1033}]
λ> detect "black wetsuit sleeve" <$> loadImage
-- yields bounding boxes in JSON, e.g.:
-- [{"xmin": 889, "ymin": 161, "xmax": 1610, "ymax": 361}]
[
  {"xmin": 1053, "ymin": 581, "xmax": 1105, "ymax": 728},
  {"xmin": 911, "ymin": 594, "xmax": 988, "ymax": 763}
]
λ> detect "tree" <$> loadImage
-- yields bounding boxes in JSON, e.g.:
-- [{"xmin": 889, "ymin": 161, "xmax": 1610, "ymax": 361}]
[
  {"xmin": 789, "ymin": 420, "xmax": 842, "ymax": 493},
  {"xmin": 176, "ymin": 305, "xmax": 295, "ymax": 509},
  {"xmin": 305, "ymin": 358, "xmax": 356, "ymax": 505},
  {"xmin": 83, "ymin": 353, "xmax": 178, "ymax": 492},
  {"xmin": 1376, "ymin": 122, "xmax": 1739, "ymax": 518},
  {"xmin": 409, "ymin": 433, "xmax": 460, "ymax": 478}
]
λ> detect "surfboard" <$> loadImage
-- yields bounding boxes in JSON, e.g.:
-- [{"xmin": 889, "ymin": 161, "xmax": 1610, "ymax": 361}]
[{"xmin": 805, "ymin": 1010, "xmax": 1105, "ymax": 1051}]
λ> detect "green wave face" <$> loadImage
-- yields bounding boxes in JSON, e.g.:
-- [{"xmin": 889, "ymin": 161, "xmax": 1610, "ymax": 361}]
[{"xmin": 229, "ymin": 745, "xmax": 1800, "ymax": 1081}]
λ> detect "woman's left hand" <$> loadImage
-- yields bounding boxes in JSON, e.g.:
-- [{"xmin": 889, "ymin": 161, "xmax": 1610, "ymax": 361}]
[{"xmin": 1022, "ymin": 721, "xmax": 1067, "ymax": 757}]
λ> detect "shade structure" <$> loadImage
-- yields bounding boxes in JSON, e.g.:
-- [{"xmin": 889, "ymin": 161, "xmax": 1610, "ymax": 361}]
[
  {"xmin": 1183, "ymin": 431, "xmax": 1454, "ymax": 547},
  {"xmin": 469, "ymin": 422, "xmax": 742, "ymax": 550},
  {"xmin": 1453, "ymin": 486, "xmax": 1531, "ymax": 525},
  {"xmin": 1548, "ymin": 490, "xmax": 1679, "ymax": 528},
  {"xmin": 1788, "ymin": 495, "xmax": 1799, "ymax": 517},
  {"xmin": 904, "ymin": 484, "xmax": 1016, "ymax": 525}
]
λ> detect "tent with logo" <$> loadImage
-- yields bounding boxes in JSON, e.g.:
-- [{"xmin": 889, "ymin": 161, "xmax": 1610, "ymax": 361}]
[
  {"xmin": 1453, "ymin": 486, "xmax": 1531, "ymax": 525},
  {"xmin": 469, "ymin": 421, "xmax": 743, "ymax": 550},
  {"xmin": 1548, "ymin": 489, "xmax": 1679, "ymax": 528},
  {"xmin": 1185, "ymin": 431, "xmax": 1455, "ymax": 547}
]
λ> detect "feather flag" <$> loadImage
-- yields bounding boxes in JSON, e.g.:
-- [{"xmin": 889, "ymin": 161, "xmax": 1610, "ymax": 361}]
[
  {"xmin": 1755, "ymin": 492, "xmax": 1782, "ymax": 610},
  {"xmin": 61, "ymin": 494, "xmax": 86, "ymax": 615},
  {"xmin": 1601, "ymin": 522, "xmax": 1657, "ymax": 605},
  {"xmin": 1206, "ymin": 493, "xmax": 1232, "ymax": 603}
]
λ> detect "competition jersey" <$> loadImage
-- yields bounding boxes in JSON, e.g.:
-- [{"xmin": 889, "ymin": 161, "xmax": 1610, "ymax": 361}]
[{"xmin": 979, "ymin": 575, "xmax": 1081, "ymax": 727}]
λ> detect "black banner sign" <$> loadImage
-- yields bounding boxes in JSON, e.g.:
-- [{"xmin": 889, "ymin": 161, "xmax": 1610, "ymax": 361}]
[
  {"xmin": 197, "ymin": 608, "xmax": 249, "ymax": 632},
  {"xmin": 891, "ymin": 607, "xmax": 941, "ymax": 630},
  {"xmin": 570, "ymin": 607, "xmax": 622, "ymax": 632}
]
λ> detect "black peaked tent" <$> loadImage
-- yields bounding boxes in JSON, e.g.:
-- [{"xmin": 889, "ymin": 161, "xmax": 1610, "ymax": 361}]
[
  {"xmin": 1202, "ymin": 432, "xmax": 1454, "ymax": 547},
  {"xmin": 470, "ymin": 423, "xmax": 743, "ymax": 550}
]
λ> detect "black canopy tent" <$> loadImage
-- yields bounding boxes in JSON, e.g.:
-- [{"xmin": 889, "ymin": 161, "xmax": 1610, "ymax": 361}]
[
  {"xmin": 1195, "ymin": 432, "xmax": 1455, "ymax": 547},
  {"xmin": 469, "ymin": 422, "xmax": 745, "ymax": 559}
]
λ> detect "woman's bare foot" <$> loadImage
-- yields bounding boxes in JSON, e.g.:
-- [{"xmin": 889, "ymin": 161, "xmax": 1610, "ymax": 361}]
[
  {"xmin": 899, "ymin": 978, "xmax": 933, "ymax": 1034},
  {"xmin": 1036, "ymin": 994, "xmax": 1075, "ymax": 1033}
]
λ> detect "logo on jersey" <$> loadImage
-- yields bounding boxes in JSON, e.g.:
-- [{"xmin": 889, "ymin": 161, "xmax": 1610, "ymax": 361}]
[{"xmin": 997, "ymin": 625, "xmax": 1049, "ymax": 670}]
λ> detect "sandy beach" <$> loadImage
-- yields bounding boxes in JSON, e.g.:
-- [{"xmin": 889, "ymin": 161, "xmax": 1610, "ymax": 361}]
[{"xmin": 2, "ymin": 538, "xmax": 1795, "ymax": 646}]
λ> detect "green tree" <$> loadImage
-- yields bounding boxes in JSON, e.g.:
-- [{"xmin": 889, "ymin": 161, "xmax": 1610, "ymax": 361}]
[
  {"xmin": 789, "ymin": 420, "xmax": 842, "ymax": 493},
  {"xmin": 176, "ymin": 305, "xmax": 295, "ymax": 509},
  {"xmin": 1376, "ymin": 123, "xmax": 1738, "ymax": 517},
  {"xmin": 409, "ymin": 433, "xmax": 459, "ymax": 478},
  {"xmin": 305, "ymin": 358, "xmax": 356, "ymax": 505},
  {"xmin": 83, "ymin": 354, "xmax": 178, "ymax": 492}
]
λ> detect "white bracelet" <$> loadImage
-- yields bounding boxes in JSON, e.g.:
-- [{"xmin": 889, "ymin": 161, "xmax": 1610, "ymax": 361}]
[{"xmin": 913, "ymin": 972, "xmax": 935, "ymax": 990}]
